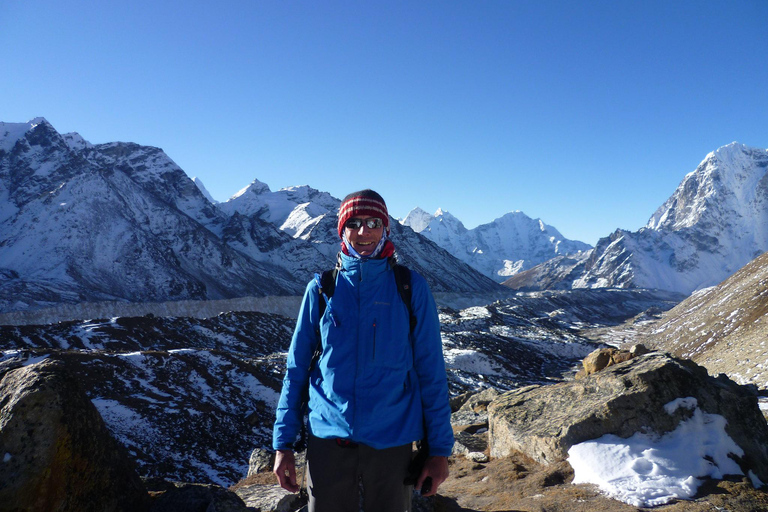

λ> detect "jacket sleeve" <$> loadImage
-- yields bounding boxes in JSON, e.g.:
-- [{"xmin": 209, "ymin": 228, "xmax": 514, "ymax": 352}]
[
  {"xmin": 410, "ymin": 272, "xmax": 454, "ymax": 457},
  {"xmin": 272, "ymin": 279, "xmax": 320, "ymax": 451}
]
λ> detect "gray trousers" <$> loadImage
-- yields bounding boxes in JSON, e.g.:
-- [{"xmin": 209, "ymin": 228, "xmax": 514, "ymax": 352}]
[{"xmin": 306, "ymin": 436, "xmax": 413, "ymax": 512}]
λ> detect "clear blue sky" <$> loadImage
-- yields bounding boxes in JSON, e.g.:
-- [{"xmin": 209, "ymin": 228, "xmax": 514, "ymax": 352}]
[{"xmin": 2, "ymin": 0, "xmax": 766, "ymax": 245}]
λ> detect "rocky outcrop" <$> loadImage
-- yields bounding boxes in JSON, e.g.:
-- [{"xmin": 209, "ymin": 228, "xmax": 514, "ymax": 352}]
[
  {"xmin": 0, "ymin": 358, "xmax": 149, "ymax": 512},
  {"xmin": 576, "ymin": 344, "xmax": 650, "ymax": 377},
  {"xmin": 146, "ymin": 481, "xmax": 254, "ymax": 512},
  {"xmin": 488, "ymin": 352, "xmax": 768, "ymax": 484},
  {"xmin": 450, "ymin": 387, "xmax": 499, "ymax": 462}
]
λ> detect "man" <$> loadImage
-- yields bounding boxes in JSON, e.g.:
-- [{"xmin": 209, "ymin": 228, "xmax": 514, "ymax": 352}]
[{"xmin": 273, "ymin": 189, "xmax": 454, "ymax": 511}]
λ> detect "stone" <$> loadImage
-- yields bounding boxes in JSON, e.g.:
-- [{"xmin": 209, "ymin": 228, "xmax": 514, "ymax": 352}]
[
  {"xmin": 452, "ymin": 431, "xmax": 488, "ymax": 456},
  {"xmin": 488, "ymin": 352, "xmax": 768, "ymax": 484},
  {"xmin": 610, "ymin": 350, "xmax": 633, "ymax": 365},
  {"xmin": 234, "ymin": 482, "xmax": 301, "ymax": 511},
  {"xmin": 450, "ymin": 408, "xmax": 487, "ymax": 430},
  {"xmin": 148, "ymin": 482, "xmax": 252, "ymax": 512},
  {"xmin": 630, "ymin": 343, "xmax": 651, "ymax": 356},
  {"xmin": 449, "ymin": 391, "xmax": 473, "ymax": 412},
  {"xmin": 466, "ymin": 451, "xmax": 489, "ymax": 463},
  {"xmin": 450, "ymin": 387, "xmax": 499, "ymax": 432},
  {"xmin": 461, "ymin": 387, "xmax": 499, "ymax": 413},
  {"xmin": 580, "ymin": 347, "xmax": 616, "ymax": 375},
  {"xmin": 452, "ymin": 423, "xmax": 487, "ymax": 435},
  {"xmin": 248, "ymin": 447, "xmax": 274, "ymax": 476},
  {"xmin": 0, "ymin": 359, "xmax": 149, "ymax": 512}
]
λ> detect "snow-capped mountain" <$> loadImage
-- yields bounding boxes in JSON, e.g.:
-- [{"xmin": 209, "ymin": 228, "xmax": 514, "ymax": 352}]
[
  {"xmin": 402, "ymin": 207, "xmax": 591, "ymax": 282},
  {"xmin": 0, "ymin": 118, "xmax": 501, "ymax": 314},
  {"xmin": 220, "ymin": 181, "xmax": 504, "ymax": 293},
  {"xmin": 508, "ymin": 143, "xmax": 768, "ymax": 295},
  {"xmin": 0, "ymin": 118, "xmax": 307, "ymax": 312},
  {"xmin": 192, "ymin": 177, "xmax": 217, "ymax": 204}
]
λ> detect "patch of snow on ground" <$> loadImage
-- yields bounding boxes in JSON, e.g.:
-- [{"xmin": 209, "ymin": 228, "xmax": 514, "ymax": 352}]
[
  {"xmin": 443, "ymin": 348, "xmax": 505, "ymax": 377},
  {"xmin": 0, "ymin": 351, "xmax": 51, "ymax": 366},
  {"xmin": 92, "ymin": 398, "xmax": 153, "ymax": 445},
  {"xmin": 459, "ymin": 306, "xmax": 492, "ymax": 320},
  {"xmin": 568, "ymin": 397, "xmax": 756, "ymax": 507}
]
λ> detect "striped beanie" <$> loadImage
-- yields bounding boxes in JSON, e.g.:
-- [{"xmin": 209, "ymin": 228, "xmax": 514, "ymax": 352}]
[{"xmin": 337, "ymin": 189, "xmax": 390, "ymax": 238}]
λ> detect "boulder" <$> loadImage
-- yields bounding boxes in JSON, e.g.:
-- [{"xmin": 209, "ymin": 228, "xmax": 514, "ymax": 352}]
[
  {"xmin": 488, "ymin": 352, "xmax": 768, "ymax": 484},
  {"xmin": 248, "ymin": 447, "xmax": 274, "ymax": 476},
  {"xmin": 576, "ymin": 344, "xmax": 650, "ymax": 378},
  {"xmin": 450, "ymin": 387, "xmax": 498, "ymax": 463},
  {"xmin": 452, "ymin": 430, "xmax": 488, "ymax": 458},
  {"xmin": 233, "ymin": 483, "xmax": 303, "ymax": 512},
  {"xmin": 460, "ymin": 386, "xmax": 499, "ymax": 413},
  {"xmin": 0, "ymin": 358, "xmax": 149, "ymax": 512},
  {"xmin": 450, "ymin": 387, "xmax": 499, "ymax": 430},
  {"xmin": 148, "ymin": 482, "xmax": 253, "ymax": 512},
  {"xmin": 580, "ymin": 347, "xmax": 614, "ymax": 375},
  {"xmin": 449, "ymin": 391, "xmax": 473, "ymax": 412},
  {"xmin": 247, "ymin": 448, "xmax": 305, "ymax": 478}
]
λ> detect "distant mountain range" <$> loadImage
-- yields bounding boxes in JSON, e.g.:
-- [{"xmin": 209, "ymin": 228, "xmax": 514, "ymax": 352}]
[
  {"xmin": 506, "ymin": 143, "xmax": 768, "ymax": 295},
  {"xmin": 2, "ymin": 118, "xmax": 766, "ymax": 314},
  {"xmin": 402, "ymin": 207, "xmax": 591, "ymax": 282},
  {"xmin": 0, "ymin": 118, "xmax": 500, "ymax": 314}
]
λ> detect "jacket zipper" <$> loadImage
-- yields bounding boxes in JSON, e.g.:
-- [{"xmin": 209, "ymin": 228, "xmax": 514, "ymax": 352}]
[{"xmin": 372, "ymin": 319, "xmax": 377, "ymax": 361}]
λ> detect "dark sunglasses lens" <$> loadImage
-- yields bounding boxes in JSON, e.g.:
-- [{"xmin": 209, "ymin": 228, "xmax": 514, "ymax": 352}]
[
  {"xmin": 345, "ymin": 219, "xmax": 363, "ymax": 229},
  {"xmin": 345, "ymin": 218, "xmax": 382, "ymax": 230}
]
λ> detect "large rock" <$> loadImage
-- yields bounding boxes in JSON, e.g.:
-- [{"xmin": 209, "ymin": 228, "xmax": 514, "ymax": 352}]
[
  {"xmin": 0, "ymin": 358, "xmax": 149, "ymax": 512},
  {"xmin": 488, "ymin": 352, "xmax": 768, "ymax": 483},
  {"xmin": 148, "ymin": 482, "xmax": 254, "ymax": 512}
]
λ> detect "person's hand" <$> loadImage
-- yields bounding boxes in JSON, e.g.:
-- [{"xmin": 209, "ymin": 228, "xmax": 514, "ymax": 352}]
[
  {"xmin": 273, "ymin": 449, "xmax": 300, "ymax": 493},
  {"xmin": 416, "ymin": 455, "xmax": 449, "ymax": 496}
]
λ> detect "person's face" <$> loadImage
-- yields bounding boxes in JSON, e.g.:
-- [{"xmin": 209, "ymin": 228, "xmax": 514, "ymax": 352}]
[{"xmin": 344, "ymin": 216, "xmax": 384, "ymax": 256}]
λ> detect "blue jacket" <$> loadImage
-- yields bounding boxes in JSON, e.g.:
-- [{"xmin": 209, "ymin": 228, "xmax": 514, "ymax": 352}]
[{"xmin": 273, "ymin": 253, "xmax": 454, "ymax": 457}]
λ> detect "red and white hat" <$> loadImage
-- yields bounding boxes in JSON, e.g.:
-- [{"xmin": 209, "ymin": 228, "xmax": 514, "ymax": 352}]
[{"xmin": 337, "ymin": 189, "xmax": 390, "ymax": 238}]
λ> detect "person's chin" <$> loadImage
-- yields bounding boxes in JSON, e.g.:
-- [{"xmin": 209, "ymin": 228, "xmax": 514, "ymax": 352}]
[{"xmin": 355, "ymin": 244, "xmax": 375, "ymax": 255}]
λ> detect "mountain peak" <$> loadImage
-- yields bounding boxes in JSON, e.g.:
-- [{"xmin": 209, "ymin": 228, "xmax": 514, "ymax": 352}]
[
  {"xmin": 434, "ymin": 208, "xmax": 464, "ymax": 225},
  {"xmin": 0, "ymin": 118, "xmax": 53, "ymax": 152},
  {"xmin": 62, "ymin": 132, "xmax": 92, "ymax": 152},
  {"xmin": 192, "ymin": 177, "xmax": 217, "ymax": 204},
  {"xmin": 401, "ymin": 207, "xmax": 433, "ymax": 233},
  {"xmin": 230, "ymin": 179, "xmax": 271, "ymax": 201}
]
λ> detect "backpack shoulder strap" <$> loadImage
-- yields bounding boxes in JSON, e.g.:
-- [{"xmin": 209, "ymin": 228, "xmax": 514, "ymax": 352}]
[
  {"xmin": 392, "ymin": 264, "xmax": 417, "ymax": 332},
  {"xmin": 315, "ymin": 268, "xmax": 338, "ymax": 321}
]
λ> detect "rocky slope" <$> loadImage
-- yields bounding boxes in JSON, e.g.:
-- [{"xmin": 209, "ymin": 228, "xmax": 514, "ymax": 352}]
[
  {"xmin": 629, "ymin": 249, "xmax": 768, "ymax": 390},
  {"xmin": 0, "ymin": 287, "xmax": 679, "ymax": 488}
]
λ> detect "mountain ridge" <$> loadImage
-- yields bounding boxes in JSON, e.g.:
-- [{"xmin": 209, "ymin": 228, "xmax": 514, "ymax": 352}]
[
  {"xmin": 0, "ymin": 118, "xmax": 502, "ymax": 314},
  {"xmin": 402, "ymin": 206, "xmax": 591, "ymax": 282},
  {"xmin": 505, "ymin": 142, "xmax": 768, "ymax": 295}
]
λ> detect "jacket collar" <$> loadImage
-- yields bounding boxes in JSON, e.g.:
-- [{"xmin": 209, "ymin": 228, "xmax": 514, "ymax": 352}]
[{"xmin": 339, "ymin": 252, "xmax": 390, "ymax": 278}]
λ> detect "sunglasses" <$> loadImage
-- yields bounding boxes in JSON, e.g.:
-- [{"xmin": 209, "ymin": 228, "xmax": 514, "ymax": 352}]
[{"xmin": 345, "ymin": 217, "xmax": 383, "ymax": 230}]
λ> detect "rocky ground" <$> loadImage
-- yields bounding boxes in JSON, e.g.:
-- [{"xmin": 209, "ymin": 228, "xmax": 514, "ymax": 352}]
[
  {"xmin": 7, "ymin": 286, "xmax": 767, "ymax": 511},
  {"xmin": 233, "ymin": 451, "xmax": 768, "ymax": 512},
  {"xmin": 437, "ymin": 454, "xmax": 768, "ymax": 512}
]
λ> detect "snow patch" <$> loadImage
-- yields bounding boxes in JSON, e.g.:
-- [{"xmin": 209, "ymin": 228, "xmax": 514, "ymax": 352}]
[{"xmin": 568, "ymin": 397, "xmax": 750, "ymax": 507}]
